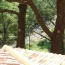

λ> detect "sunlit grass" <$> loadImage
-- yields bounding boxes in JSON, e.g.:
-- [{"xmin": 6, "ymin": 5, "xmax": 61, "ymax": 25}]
[{"xmin": 25, "ymin": 39, "xmax": 51, "ymax": 52}]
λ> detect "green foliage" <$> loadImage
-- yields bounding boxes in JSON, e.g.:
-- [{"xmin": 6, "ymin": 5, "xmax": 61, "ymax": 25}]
[
  {"xmin": 37, "ymin": 39, "xmax": 51, "ymax": 51},
  {"xmin": 26, "ymin": 0, "xmax": 57, "ymax": 36},
  {"xmin": 25, "ymin": 6, "xmax": 37, "ymax": 36},
  {"xmin": 0, "ymin": 0, "xmax": 57, "ymax": 50},
  {"xmin": 25, "ymin": 39, "xmax": 51, "ymax": 52},
  {"xmin": 0, "ymin": 0, "xmax": 19, "ymax": 11},
  {"xmin": 0, "ymin": 0, "xmax": 18, "ymax": 45},
  {"xmin": 3, "ymin": 13, "xmax": 18, "ymax": 44},
  {"xmin": 34, "ymin": 0, "xmax": 57, "ymax": 22}
]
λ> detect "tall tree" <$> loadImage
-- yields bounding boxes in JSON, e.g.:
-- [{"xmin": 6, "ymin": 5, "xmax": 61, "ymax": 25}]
[
  {"xmin": 0, "ymin": 0, "xmax": 18, "ymax": 45},
  {"xmin": 16, "ymin": 4, "xmax": 27, "ymax": 48},
  {"xmin": 26, "ymin": 0, "xmax": 65, "ymax": 54},
  {"xmin": 51, "ymin": 0, "xmax": 65, "ymax": 54},
  {"xmin": 6, "ymin": 0, "xmax": 65, "ymax": 54},
  {"xmin": 0, "ymin": 1, "xmax": 27, "ymax": 48}
]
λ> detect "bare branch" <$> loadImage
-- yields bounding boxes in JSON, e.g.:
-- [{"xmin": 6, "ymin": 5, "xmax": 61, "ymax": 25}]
[
  {"xmin": 33, "ymin": 31, "xmax": 50, "ymax": 41},
  {"xmin": 50, "ymin": 21, "xmax": 55, "ymax": 25},
  {"xmin": 27, "ymin": 1, "xmax": 52, "ymax": 38},
  {"xmin": 0, "ymin": 9, "xmax": 18, "ymax": 15}
]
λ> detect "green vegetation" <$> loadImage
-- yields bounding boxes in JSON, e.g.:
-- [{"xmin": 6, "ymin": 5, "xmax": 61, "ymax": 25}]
[
  {"xmin": 25, "ymin": 39, "xmax": 51, "ymax": 52},
  {"xmin": 0, "ymin": 0, "xmax": 61, "ymax": 52},
  {"xmin": 0, "ymin": 0, "xmax": 18, "ymax": 45}
]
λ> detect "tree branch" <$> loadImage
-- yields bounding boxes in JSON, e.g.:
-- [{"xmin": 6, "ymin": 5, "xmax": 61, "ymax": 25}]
[
  {"xmin": 0, "ymin": 9, "xmax": 18, "ymax": 15},
  {"xmin": 6, "ymin": 0, "xmax": 27, "ymax": 4},
  {"xmin": 33, "ymin": 31, "xmax": 50, "ymax": 41},
  {"xmin": 6, "ymin": 0, "xmax": 21, "ymax": 3},
  {"xmin": 50, "ymin": 20, "xmax": 55, "ymax": 25},
  {"xmin": 6, "ymin": 0, "xmax": 53, "ymax": 38},
  {"xmin": 27, "ymin": 0, "xmax": 52, "ymax": 38}
]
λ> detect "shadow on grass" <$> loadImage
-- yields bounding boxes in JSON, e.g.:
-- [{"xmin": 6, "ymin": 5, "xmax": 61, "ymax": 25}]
[{"xmin": 37, "ymin": 39, "xmax": 51, "ymax": 51}]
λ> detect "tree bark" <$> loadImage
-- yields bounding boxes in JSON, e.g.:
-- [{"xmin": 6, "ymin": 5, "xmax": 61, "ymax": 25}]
[
  {"xmin": 0, "ymin": 9, "xmax": 18, "ymax": 15},
  {"xmin": 51, "ymin": 0, "xmax": 65, "ymax": 54},
  {"xmin": 2, "ymin": 26, "xmax": 6, "ymax": 45},
  {"xmin": 16, "ymin": 4, "xmax": 27, "ymax": 48}
]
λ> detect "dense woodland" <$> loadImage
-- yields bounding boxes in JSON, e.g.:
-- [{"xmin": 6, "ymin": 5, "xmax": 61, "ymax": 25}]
[{"xmin": 0, "ymin": 0, "xmax": 65, "ymax": 54}]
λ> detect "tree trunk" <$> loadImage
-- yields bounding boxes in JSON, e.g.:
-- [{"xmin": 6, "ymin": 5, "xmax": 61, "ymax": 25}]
[
  {"xmin": 2, "ymin": 26, "xmax": 6, "ymax": 45},
  {"xmin": 28, "ymin": 0, "xmax": 65, "ymax": 54},
  {"xmin": 2, "ymin": 13, "xmax": 6, "ymax": 45},
  {"xmin": 51, "ymin": 0, "xmax": 65, "ymax": 54},
  {"xmin": 16, "ymin": 4, "xmax": 27, "ymax": 48}
]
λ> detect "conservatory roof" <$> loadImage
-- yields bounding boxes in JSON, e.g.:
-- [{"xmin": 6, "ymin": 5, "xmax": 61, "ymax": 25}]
[{"xmin": 0, "ymin": 45, "xmax": 65, "ymax": 65}]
